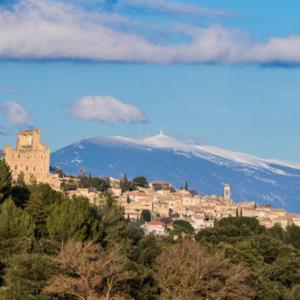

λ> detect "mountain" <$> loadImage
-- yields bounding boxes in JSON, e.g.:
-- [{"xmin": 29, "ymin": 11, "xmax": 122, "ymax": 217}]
[{"xmin": 51, "ymin": 132, "xmax": 300, "ymax": 212}]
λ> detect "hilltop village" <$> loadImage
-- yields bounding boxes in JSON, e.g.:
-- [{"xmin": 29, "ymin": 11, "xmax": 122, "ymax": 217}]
[{"xmin": 3, "ymin": 129, "xmax": 300, "ymax": 236}]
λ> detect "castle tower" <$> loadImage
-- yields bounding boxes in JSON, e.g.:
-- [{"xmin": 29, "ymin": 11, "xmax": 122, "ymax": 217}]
[
  {"xmin": 224, "ymin": 184, "xmax": 232, "ymax": 203},
  {"xmin": 4, "ymin": 129, "xmax": 50, "ymax": 182}
]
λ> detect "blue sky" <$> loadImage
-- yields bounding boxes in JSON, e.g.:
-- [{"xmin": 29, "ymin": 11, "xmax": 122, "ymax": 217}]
[{"xmin": 1, "ymin": 0, "xmax": 300, "ymax": 162}]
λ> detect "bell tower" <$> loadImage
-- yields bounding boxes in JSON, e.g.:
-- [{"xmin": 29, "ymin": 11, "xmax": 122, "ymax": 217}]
[{"xmin": 224, "ymin": 184, "xmax": 232, "ymax": 203}]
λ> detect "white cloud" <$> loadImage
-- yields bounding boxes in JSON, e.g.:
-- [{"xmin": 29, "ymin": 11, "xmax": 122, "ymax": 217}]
[
  {"xmin": 0, "ymin": 101, "xmax": 32, "ymax": 125},
  {"xmin": 70, "ymin": 96, "xmax": 147, "ymax": 124},
  {"xmin": 246, "ymin": 35, "xmax": 300, "ymax": 64},
  {"xmin": 0, "ymin": 0, "xmax": 300, "ymax": 64},
  {"xmin": 0, "ymin": 0, "xmax": 166, "ymax": 62}
]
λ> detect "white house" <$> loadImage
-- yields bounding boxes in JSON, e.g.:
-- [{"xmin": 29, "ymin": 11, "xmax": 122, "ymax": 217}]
[{"xmin": 141, "ymin": 220, "xmax": 169, "ymax": 236}]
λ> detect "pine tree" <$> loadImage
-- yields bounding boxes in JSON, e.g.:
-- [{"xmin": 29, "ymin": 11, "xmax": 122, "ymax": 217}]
[
  {"xmin": 0, "ymin": 160, "xmax": 12, "ymax": 204},
  {"xmin": 0, "ymin": 198, "xmax": 34, "ymax": 257},
  {"xmin": 140, "ymin": 209, "xmax": 152, "ymax": 223},
  {"xmin": 133, "ymin": 176, "xmax": 148, "ymax": 188},
  {"xmin": 25, "ymin": 184, "xmax": 50, "ymax": 238},
  {"xmin": 47, "ymin": 196, "xmax": 103, "ymax": 243},
  {"xmin": 25, "ymin": 183, "xmax": 62, "ymax": 238},
  {"xmin": 1, "ymin": 253, "xmax": 56, "ymax": 299},
  {"xmin": 98, "ymin": 192, "xmax": 127, "ymax": 247},
  {"xmin": 11, "ymin": 172, "xmax": 30, "ymax": 208},
  {"xmin": 16, "ymin": 172, "xmax": 25, "ymax": 186},
  {"xmin": 25, "ymin": 190, "xmax": 49, "ymax": 238}
]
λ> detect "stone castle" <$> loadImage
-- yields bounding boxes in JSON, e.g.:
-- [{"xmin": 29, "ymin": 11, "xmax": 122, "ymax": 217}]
[{"xmin": 4, "ymin": 129, "xmax": 60, "ymax": 188}]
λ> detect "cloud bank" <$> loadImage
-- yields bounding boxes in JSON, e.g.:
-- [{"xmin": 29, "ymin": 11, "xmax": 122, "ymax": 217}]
[
  {"xmin": 0, "ymin": 0, "xmax": 300, "ymax": 64},
  {"xmin": 70, "ymin": 96, "xmax": 147, "ymax": 124},
  {"xmin": 0, "ymin": 101, "xmax": 32, "ymax": 125}
]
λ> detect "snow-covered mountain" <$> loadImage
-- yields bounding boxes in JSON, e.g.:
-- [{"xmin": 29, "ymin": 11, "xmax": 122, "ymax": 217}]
[{"xmin": 51, "ymin": 132, "xmax": 300, "ymax": 212}]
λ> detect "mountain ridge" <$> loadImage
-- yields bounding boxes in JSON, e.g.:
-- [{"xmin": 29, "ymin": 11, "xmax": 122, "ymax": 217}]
[
  {"xmin": 51, "ymin": 133, "xmax": 300, "ymax": 212},
  {"xmin": 112, "ymin": 132, "xmax": 300, "ymax": 172}
]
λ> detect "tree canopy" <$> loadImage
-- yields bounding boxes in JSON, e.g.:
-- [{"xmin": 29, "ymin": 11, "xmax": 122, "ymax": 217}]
[
  {"xmin": 173, "ymin": 219, "xmax": 194, "ymax": 236},
  {"xmin": 0, "ymin": 198, "xmax": 34, "ymax": 258},
  {"xmin": 0, "ymin": 165, "xmax": 300, "ymax": 300},
  {"xmin": 0, "ymin": 160, "xmax": 12, "ymax": 204},
  {"xmin": 47, "ymin": 196, "xmax": 103, "ymax": 243},
  {"xmin": 133, "ymin": 176, "xmax": 148, "ymax": 188},
  {"xmin": 196, "ymin": 216, "xmax": 300, "ymax": 298},
  {"xmin": 155, "ymin": 239, "xmax": 256, "ymax": 300},
  {"xmin": 140, "ymin": 209, "xmax": 152, "ymax": 223}
]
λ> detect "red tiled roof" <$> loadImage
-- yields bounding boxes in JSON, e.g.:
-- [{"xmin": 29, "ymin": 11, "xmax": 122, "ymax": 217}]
[
  {"xmin": 147, "ymin": 220, "xmax": 166, "ymax": 226},
  {"xmin": 127, "ymin": 191, "xmax": 145, "ymax": 196},
  {"xmin": 287, "ymin": 213, "xmax": 300, "ymax": 219}
]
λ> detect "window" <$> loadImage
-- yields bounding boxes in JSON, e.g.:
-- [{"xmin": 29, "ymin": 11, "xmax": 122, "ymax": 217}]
[
  {"xmin": 15, "ymin": 165, "xmax": 17, "ymax": 170},
  {"xmin": 26, "ymin": 166, "xmax": 28, "ymax": 171}
]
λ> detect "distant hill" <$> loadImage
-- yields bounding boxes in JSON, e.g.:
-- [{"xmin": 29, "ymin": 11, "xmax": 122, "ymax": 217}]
[{"xmin": 51, "ymin": 133, "xmax": 300, "ymax": 212}]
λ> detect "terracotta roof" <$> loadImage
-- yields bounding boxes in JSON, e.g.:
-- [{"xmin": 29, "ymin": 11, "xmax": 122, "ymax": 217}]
[
  {"xmin": 147, "ymin": 220, "xmax": 166, "ymax": 226},
  {"xmin": 192, "ymin": 215, "xmax": 205, "ymax": 220},
  {"xmin": 151, "ymin": 181, "xmax": 170, "ymax": 185},
  {"xmin": 287, "ymin": 213, "xmax": 300, "ymax": 219},
  {"xmin": 201, "ymin": 206, "xmax": 215, "ymax": 210},
  {"xmin": 127, "ymin": 191, "xmax": 146, "ymax": 196}
]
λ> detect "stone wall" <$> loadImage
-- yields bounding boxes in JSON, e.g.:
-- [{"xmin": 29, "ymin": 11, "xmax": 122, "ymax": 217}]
[{"xmin": 4, "ymin": 129, "xmax": 60, "ymax": 189}]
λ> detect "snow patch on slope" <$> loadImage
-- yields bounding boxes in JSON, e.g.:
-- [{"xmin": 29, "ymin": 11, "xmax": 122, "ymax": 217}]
[{"xmin": 112, "ymin": 132, "xmax": 300, "ymax": 175}]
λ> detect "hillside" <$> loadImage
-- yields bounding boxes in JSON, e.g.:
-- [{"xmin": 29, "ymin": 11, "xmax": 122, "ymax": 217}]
[{"xmin": 51, "ymin": 132, "xmax": 300, "ymax": 212}]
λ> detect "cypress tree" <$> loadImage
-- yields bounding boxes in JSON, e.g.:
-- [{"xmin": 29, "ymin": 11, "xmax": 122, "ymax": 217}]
[{"xmin": 184, "ymin": 180, "xmax": 189, "ymax": 191}]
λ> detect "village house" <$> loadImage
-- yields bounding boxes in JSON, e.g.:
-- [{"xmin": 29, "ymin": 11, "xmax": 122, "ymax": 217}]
[
  {"xmin": 141, "ymin": 220, "xmax": 170, "ymax": 237},
  {"xmin": 287, "ymin": 213, "xmax": 300, "ymax": 226},
  {"xmin": 68, "ymin": 188, "xmax": 99, "ymax": 204},
  {"xmin": 149, "ymin": 181, "xmax": 172, "ymax": 191}
]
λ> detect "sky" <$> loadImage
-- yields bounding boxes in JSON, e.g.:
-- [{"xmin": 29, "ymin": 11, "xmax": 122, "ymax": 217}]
[{"xmin": 1, "ymin": 0, "xmax": 300, "ymax": 162}]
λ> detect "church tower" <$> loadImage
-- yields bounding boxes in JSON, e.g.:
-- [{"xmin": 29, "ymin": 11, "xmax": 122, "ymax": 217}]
[{"xmin": 224, "ymin": 184, "xmax": 232, "ymax": 203}]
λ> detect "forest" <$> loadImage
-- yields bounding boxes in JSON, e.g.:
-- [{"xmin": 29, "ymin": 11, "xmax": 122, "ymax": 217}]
[{"xmin": 1, "ymin": 160, "xmax": 300, "ymax": 300}]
